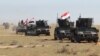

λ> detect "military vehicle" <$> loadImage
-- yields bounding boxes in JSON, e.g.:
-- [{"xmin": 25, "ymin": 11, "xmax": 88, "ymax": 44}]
[
  {"xmin": 16, "ymin": 20, "xmax": 26, "ymax": 34},
  {"xmin": 36, "ymin": 20, "xmax": 50, "ymax": 36},
  {"xmin": 3, "ymin": 22, "xmax": 10, "ymax": 29},
  {"xmin": 25, "ymin": 20, "xmax": 50, "ymax": 36},
  {"xmin": 70, "ymin": 17, "xmax": 99, "ymax": 43},
  {"xmin": 25, "ymin": 21, "xmax": 37, "ymax": 35},
  {"xmin": 54, "ymin": 18, "xmax": 74, "ymax": 40}
]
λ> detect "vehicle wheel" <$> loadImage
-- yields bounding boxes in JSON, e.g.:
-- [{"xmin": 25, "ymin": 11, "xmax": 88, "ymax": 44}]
[
  {"xmin": 75, "ymin": 36, "xmax": 81, "ymax": 43},
  {"xmin": 70, "ymin": 34, "xmax": 75, "ymax": 42},
  {"xmin": 71, "ymin": 39, "xmax": 75, "ymax": 42},
  {"xmin": 46, "ymin": 32, "xmax": 50, "ymax": 36},
  {"xmin": 25, "ymin": 31, "xmax": 28, "ymax": 36},
  {"xmin": 87, "ymin": 39, "xmax": 92, "ymax": 43},
  {"xmin": 25, "ymin": 32, "xmax": 27, "ymax": 36},
  {"xmin": 54, "ymin": 34, "xmax": 57, "ymax": 40},
  {"xmin": 76, "ymin": 40, "xmax": 81, "ymax": 43},
  {"xmin": 58, "ymin": 34, "xmax": 63, "ymax": 40},
  {"xmin": 70, "ymin": 37, "xmax": 75, "ymax": 42},
  {"xmin": 93, "ymin": 38, "xmax": 98, "ymax": 43}
]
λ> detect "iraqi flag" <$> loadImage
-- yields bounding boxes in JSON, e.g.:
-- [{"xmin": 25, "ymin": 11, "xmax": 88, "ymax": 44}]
[{"xmin": 61, "ymin": 12, "xmax": 70, "ymax": 20}]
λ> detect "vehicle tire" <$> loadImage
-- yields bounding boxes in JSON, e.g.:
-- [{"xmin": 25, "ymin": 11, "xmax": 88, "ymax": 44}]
[
  {"xmin": 25, "ymin": 31, "xmax": 28, "ymax": 36},
  {"xmin": 54, "ymin": 34, "xmax": 57, "ymax": 40},
  {"xmin": 71, "ymin": 39, "xmax": 75, "ymax": 42},
  {"xmin": 75, "ymin": 36, "xmax": 81, "ymax": 43},
  {"xmin": 87, "ymin": 39, "xmax": 92, "ymax": 43},
  {"xmin": 70, "ymin": 37, "xmax": 75, "ymax": 42},
  {"xmin": 54, "ymin": 35, "xmax": 57, "ymax": 40},
  {"xmin": 76, "ymin": 40, "xmax": 81, "ymax": 43},
  {"xmin": 93, "ymin": 37, "xmax": 98, "ymax": 43},
  {"xmin": 46, "ymin": 32, "xmax": 50, "ymax": 36},
  {"xmin": 69, "ymin": 33, "xmax": 75, "ymax": 42},
  {"xmin": 87, "ymin": 40, "xmax": 91, "ymax": 43},
  {"xmin": 58, "ymin": 34, "xmax": 63, "ymax": 40},
  {"xmin": 25, "ymin": 32, "xmax": 27, "ymax": 36}
]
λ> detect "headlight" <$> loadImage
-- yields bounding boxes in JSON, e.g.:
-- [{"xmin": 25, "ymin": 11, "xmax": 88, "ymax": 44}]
[
  {"xmin": 77, "ymin": 32, "xmax": 83, "ymax": 34},
  {"xmin": 91, "ymin": 32, "xmax": 97, "ymax": 34},
  {"xmin": 60, "ymin": 30, "xmax": 65, "ymax": 33}
]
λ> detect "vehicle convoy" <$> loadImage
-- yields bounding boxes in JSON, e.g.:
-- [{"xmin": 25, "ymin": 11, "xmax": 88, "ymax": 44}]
[
  {"xmin": 16, "ymin": 20, "xmax": 26, "ymax": 34},
  {"xmin": 70, "ymin": 17, "xmax": 99, "ymax": 43},
  {"xmin": 25, "ymin": 20, "xmax": 50, "ymax": 36},
  {"xmin": 54, "ymin": 18, "xmax": 74, "ymax": 40}
]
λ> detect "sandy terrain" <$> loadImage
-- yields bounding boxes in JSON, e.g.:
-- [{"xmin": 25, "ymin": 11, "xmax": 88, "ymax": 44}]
[{"xmin": 0, "ymin": 25, "xmax": 99, "ymax": 56}]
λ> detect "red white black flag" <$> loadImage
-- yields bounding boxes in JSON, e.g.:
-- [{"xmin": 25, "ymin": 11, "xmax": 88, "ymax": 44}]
[{"xmin": 61, "ymin": 12, "xmax": 70, "ymax": 19}]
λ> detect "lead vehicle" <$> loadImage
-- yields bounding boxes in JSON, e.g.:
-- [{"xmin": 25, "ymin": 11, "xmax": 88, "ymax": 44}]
[{"xmin": 71, "ymin": 17, "xmax": 99, "ymax": 43}]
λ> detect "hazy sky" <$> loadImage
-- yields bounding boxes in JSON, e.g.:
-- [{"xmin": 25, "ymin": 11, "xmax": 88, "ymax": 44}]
[{"xmin": 0, "ymin": 0, "xmax": 100, "ymax": 25}]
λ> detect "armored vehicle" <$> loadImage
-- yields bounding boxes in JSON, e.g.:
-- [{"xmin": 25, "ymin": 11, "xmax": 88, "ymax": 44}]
[
  {"xmin": 54, "ymin": 18, "xmax": 74, "ymax": 40},
  {"xmin": 25, "ymin": 20, "xmax": 50, "ymax": 36},
  {"xmin": 25, "ymin": 21, "xmax": 37, "ymax": 35},
  {"xmin": 36, "ymin": 20, "xmax": 50, "ymax": 36},
  {"xmin": 71, "ymin": 17, "xmax": 99, "ymax": 43},
  {"xmin": 16, "ymin": 20, "xmax": 26, "ymax": 34}
]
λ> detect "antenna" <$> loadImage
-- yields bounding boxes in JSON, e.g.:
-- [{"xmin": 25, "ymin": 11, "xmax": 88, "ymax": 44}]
[
  {"xmin": 57, "ymin": 13, "xmax": 58, "ymax": 19},
  {"xmin": 79, "ymin": 13, "xmax": 81, "ymax": 18},
  {"xmin": 56, "ymin": 13, "xmax": 59, "ymax": 27}
]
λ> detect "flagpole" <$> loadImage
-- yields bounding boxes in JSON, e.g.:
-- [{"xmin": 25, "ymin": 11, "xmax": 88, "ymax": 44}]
[
  {"xmin": 79, "ymin": 13, "xmax": 81, "ymax": 18},
  {"xmin": 57, "ymin": 13, "xmax": 58, "ymax": 26},
  {"xmin": 57, "ymin": 13, "xmax": 58, "ymax": 19}
]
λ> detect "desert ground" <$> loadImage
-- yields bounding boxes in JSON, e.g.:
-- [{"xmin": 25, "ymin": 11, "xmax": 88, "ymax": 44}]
[{"xmin": 0, "ymin": 25, "xmax": 99, "ymax": 56}]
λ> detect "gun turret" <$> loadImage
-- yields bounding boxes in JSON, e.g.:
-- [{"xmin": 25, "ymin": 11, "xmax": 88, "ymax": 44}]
[
  {"xmin": 36, "ymin": 20, "xmax": 48, "ymax": 27},
  {"xmin": 76, "ymin": 18, "xmax": 92, "ymax": 28},
  {"xmin": 57, "ymin": 18, "xmax": 74, "ymax": 28}
]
